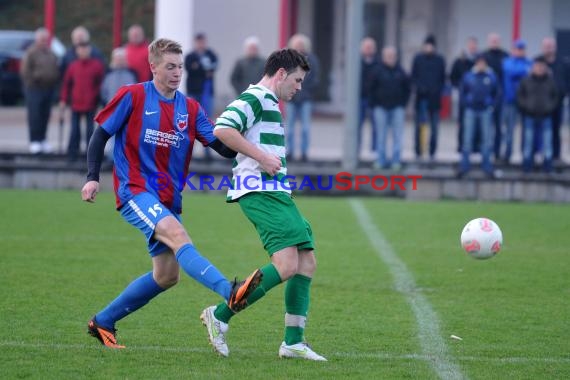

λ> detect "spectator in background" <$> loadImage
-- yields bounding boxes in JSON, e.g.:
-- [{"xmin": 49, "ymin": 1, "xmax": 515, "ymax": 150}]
[
  {"xmin": 358, "ymin": 37, "xmax": 379, "ymax": 156},
  {"xmin": 370, "ymin": 46, "xmax": 410, "ymax": 171},
  {"xmin": 60, "ymin": 26, "xmax": 105, "ymax": 76},
  {"xmin": 20, "ymin": 27, "xmax": 60, "ymax": 154},
  {"xmin": 60, "ymin": 42, "xmax": 105, "ymax": 161},
  {"xmin": 450, "ymin": 36, "xmax": 478, "ymax": 152},
  {"xmin": 101, "ymin": 47, "xmax": 137, "ymax": 105},
  {"xmin": 411, "ymin": 35, "xmax": 446, "ymax": 162},
  {"xmin": 536, "ymin": 37, "xmax": 566, "ymax": 163},
  {"xmin": 185, "ymin": 33, "xmax": 218, "ymax": 117},
  {"xmin": 286, "ymin": 33, "xmax": 320, "ymax": 162},
  {"xmin": 230, "ymin": 36, "xmax": 265, "ymax": 95},
  {"xmin": 458, "ymin": 54, "xmax": 499, "ymax": 178},
  {"xmin": 516, "ymin": 57, "xmax": 558, "ymax": 173},
  {"xmin": 100, "ymin": 47, "xmax": 137, "ymax": 161},
  {"xmin": 501, "ymin": 39, "xmax": 531, "ymax": 164},
  {"xmin": 483, "ymin": 32, "xmax": 509, "ymax": 159},
  {"xmin": 125, "ymin": 24, "xmax": 151, "ymax": 82}
]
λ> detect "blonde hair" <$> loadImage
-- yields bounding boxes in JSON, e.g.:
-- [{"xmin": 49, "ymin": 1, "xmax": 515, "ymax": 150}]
[{"xmin": 148, "ymin": 38, "xmax": 182, "ymax": 65}]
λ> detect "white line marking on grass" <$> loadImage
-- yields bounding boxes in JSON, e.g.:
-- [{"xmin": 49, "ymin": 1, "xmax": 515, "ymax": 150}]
[
  {"xmin": 349, "ymin": 199, "xmax": 466, "ymax": 380},
  {"xmin": 2, "ymin": 341, "xmax": 569, "ymax": 364}
]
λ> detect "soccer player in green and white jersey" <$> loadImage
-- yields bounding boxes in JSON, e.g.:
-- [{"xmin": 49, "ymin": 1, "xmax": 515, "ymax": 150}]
[{"xmin": 200, "ymin": 48, "xmax": 326, "ymax": 361}]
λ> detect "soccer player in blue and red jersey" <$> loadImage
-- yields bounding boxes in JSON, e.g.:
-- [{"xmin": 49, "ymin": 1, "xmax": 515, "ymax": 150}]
[{"xmin": 81, "ymin": 38, "xmax": 262, "ymax": 349}]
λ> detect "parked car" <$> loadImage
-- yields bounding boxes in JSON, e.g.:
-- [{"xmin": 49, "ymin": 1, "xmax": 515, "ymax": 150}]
[{"xmin": 0, "ymin": 30, "xmax": 65, "ymax": 105}]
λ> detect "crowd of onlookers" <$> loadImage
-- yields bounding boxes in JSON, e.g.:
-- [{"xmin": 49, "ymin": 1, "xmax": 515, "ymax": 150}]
[
  {"xmin": 360, "ymin": 32, "xmax": 568, "ymax": 176},
  {"xmin": 17, "ymin": 26, "xmax": 569, "ymax": 175},
  {"xmin": 19, "ymin": 25, "xmax": 146, "ymax": 160},
  {"xmin": 17, "ymin": 26, "xmax": 321, "ymax": 165}
]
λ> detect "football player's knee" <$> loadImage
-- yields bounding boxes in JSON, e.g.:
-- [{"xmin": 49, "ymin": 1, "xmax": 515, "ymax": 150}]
[
  {"xmin": 300, "ymin": 254, "xmax": 317, "ymax": 276},
  {"xmin": 278, "ymin": 260, "xmax": 299, "ymax": 280},
  {"xmin": 169, "ymin": 226, "xmax": 190, "ymax": 246},
  {"xmin": 155, "ymin": 270, "xmax": 180, "ymax": 289},
  {"xmin": 306, "ymin": 256, "xmax": 317, "ymax": 274}
]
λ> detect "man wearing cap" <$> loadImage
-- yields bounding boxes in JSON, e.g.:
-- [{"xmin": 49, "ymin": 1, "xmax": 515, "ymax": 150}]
[
  {"xmin": 457, "ymin": 54, "xmax": 500, "ymax": 178},
  {"xmin": 501, "ymin": 39, "xmax": 531, "ymax": 164}
]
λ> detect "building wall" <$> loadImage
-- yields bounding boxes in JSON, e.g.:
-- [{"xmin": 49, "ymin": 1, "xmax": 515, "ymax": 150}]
[{"xmin": 453, "ymin": 0, "xmax": 552, "ymax": 59}]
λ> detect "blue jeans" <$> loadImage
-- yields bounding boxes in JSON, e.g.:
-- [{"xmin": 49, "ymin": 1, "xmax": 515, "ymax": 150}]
[
  {"xmin": 286, "ymin": 101, "xmax": 312, "ymax": 157},
  {"xmin": 501, "ymin": 103, "xmax": 519, "ymax": 162},
  {"xmin": 522, "ymin": 116, "xmax": 552, "ymax": 172},
  {"xmin": 492, "ymin": 102, "xmax": 503, "ymax": 158},
  {"xmin": 358, "ymin": 98, "xmax": 377, "ymax": 153},
  {"xmin": 460, "ymin": 108, "xmax": 493, "ymax": 173},
  {"xmin": 414, "ymin": 99, "xmax": 439, "ymax": 158},
  {"xmin": 373, "ymin": 106, "xmax": 404, "ymax": 167},
  {"xmin": 201, "ymin": 79, "xmax": 214, "ymax": 117}
]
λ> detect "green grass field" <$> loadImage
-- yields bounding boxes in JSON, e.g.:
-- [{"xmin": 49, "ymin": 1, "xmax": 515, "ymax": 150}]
[{"xmin": 0, "ymin": 190, "xmax": 569, "ymax": 379}]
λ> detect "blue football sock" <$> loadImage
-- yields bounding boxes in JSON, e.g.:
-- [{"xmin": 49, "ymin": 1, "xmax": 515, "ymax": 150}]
[
  {"xmin": 96, "ymin": 271, "xmax": 164, "ymax": 330},
  {"xmin": 176, "ymin": 243, "xmax": 231, "ymax": 300}
]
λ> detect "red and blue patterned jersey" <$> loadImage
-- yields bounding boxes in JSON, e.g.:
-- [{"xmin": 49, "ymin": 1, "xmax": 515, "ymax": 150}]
[{"xmin": 95, "ymin": 81, "xmax": 215, "ymax": 213}]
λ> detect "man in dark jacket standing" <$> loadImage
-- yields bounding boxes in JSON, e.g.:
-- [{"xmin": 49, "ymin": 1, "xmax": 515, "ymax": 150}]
[
  {"xmin": 536, "ymin": 37, "xmax": 566, "ymax": 163},
  {"xmin": 370, "ymin": 46, "xmax": 410, "ymax": 170},
  {"xmin": 230, "ymin": 36, "xmax": 265, "ymax": 95},
  {"xmin": 450, "ymin": 36, "xmax": 478, "ymax": 152},
  {"xmin": 483, "ymin": 32, "xmax": 509, "ymax": 159},
  {"xmin": 184, "ymin": 33, "xmax": 218, "ymax": 117},
  {"xmin": 412, "ymin": 35, "xmax": 446, "ymax": 161},
  {"xmin": 358, "ymin": 37, "xmax": 379, "ymax": 155},
  {"xmin": 516, "ymin": 57, "xmax": 558, "ymax": 173},
  {"xmin": 458, "ymin": 55, "xmax": 500, "ymax": 178}
]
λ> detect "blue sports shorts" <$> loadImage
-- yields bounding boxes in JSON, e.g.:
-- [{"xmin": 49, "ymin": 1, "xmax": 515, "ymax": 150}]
[{"xmin": 120, "ymin": 192, "xmax": 181, "ymax": 257}]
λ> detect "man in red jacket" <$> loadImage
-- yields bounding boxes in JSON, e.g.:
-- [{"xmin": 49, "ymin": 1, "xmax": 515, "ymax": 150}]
[
  {"xmin": 125, "ymin": 24, "xmax": 151, "ymax": 82},
  {"xmin": 59, "ymin": 42, "xmax": 105, "ymax": 161}
]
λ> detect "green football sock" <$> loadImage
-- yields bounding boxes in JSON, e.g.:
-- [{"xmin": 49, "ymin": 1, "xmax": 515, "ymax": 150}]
[
  {"xmin": 284, "ymin": 274, "xmax": 312, "ymax": 345},
  {"xmin": 214, "ymin": 263, "xmax": 282, "ymax": 324}
]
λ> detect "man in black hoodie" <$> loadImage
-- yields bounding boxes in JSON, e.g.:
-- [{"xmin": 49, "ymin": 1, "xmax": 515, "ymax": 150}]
[
  {"xmin": 411, "ymin": 35, "xmax": 446, "ymax": 161},
  {"xmin": 516, "ymin": 57, "xmax": 558, "ymax": 172},
  {"xmin": 483, "ymin": 33, "xmax": 509, "ymax": 159},
  {"xmin": 370, "ymin": 46, "xmax": 410, "ymax": 170}
]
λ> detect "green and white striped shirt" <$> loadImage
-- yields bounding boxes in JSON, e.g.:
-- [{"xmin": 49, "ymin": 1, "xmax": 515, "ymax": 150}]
[{"xmin": 215, "ymin": 84, "xmax": 289, "ymax": 201}]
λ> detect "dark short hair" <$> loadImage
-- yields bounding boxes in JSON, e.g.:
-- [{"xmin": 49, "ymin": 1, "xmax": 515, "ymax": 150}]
[{"xmin": 264, "ymin": 48, "xmax": 310, "ymax": 77}]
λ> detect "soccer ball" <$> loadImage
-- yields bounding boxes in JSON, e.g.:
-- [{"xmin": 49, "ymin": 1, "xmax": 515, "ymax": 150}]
[{"xmin": 460, "ymin": 218, "xmax": 503, "ymax": 260}]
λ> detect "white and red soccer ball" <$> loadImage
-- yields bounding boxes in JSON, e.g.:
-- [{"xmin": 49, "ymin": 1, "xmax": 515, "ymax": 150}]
[{"xmin": 460, "ymin": 218, "xmax": 503, "ymax": 260}]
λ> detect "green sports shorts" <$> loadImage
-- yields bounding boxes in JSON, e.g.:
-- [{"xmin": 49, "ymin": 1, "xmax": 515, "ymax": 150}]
[{"xmin": 238, "ymin": 191, "xmax": 315, "ymax": 255}]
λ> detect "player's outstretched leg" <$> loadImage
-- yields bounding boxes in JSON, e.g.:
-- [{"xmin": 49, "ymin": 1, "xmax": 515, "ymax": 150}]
[
  {"xmin": 200, "ymin": 268, "xmax": 265, "ymax": 356},
  {"xmin": 88, "ymin": 317, "xmax": 126, "ymax": 349},
  {"xmin": 88, "ymin": 271, "xmax": 165, "ymax": 348}
]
